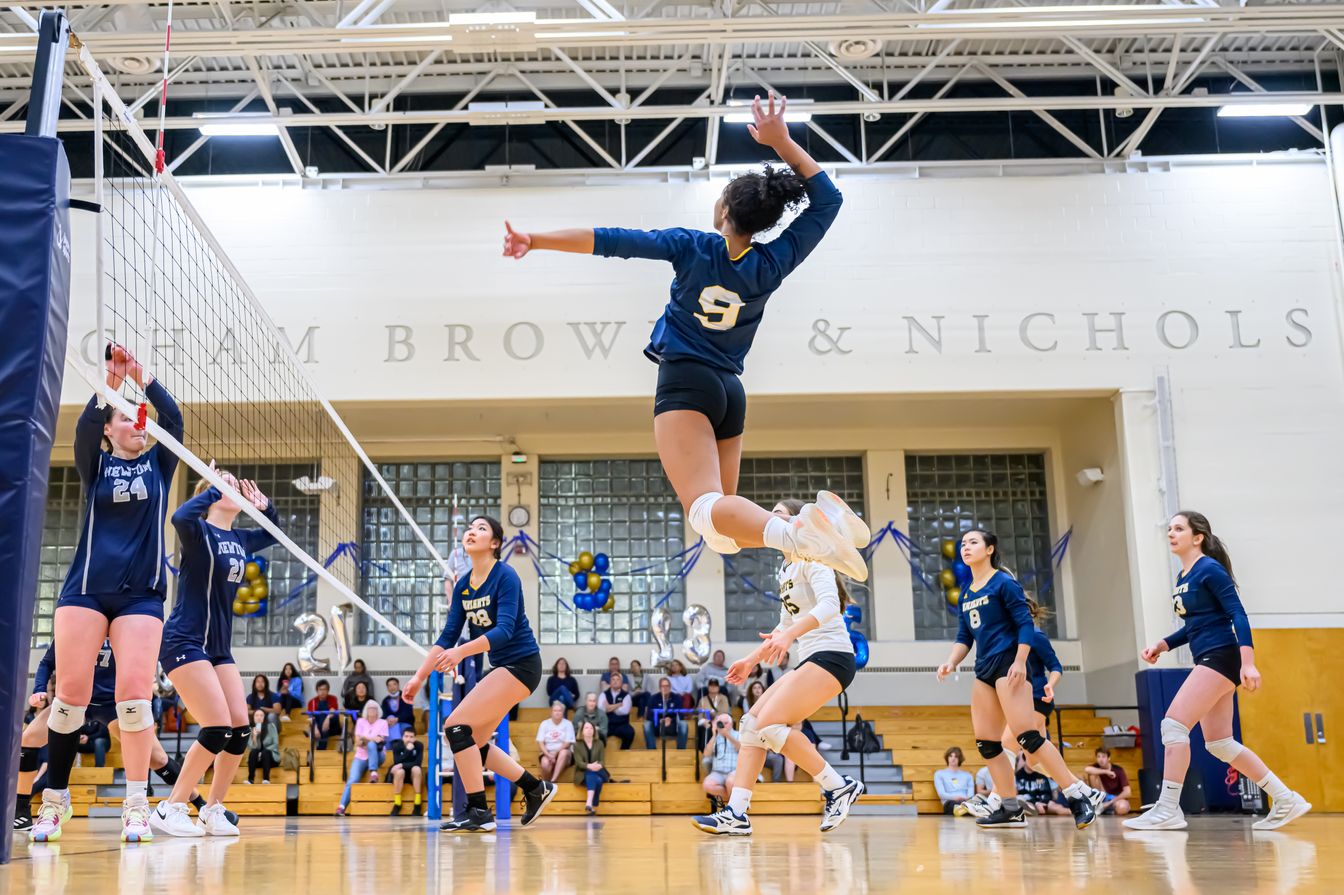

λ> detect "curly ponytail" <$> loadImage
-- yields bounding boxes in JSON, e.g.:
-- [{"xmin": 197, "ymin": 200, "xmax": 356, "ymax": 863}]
[{"xmin": 721, "ymin": 163, "xmax": 808, "ymax": 236}]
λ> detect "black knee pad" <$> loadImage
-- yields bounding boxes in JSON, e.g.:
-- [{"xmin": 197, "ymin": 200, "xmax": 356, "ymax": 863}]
[
  {"xmin": 19, "ymin": 746, "xmax": 41, "ymax": 772},
  {"xmin": 224, "ymin": 724, "xmax": 251, "ymax": 755},
  {"xmin": 446, "ymin": 724, "xmax": 475, "ymax": 754},
  {"xmin": 976, "ymin": 739, "xmax": 1004, "ymax": 760},
  {"xmin": 1017, "ymin": 730, "xmax": 1046, "ymax": 754},
  {"xmin": 479, "ymin": 744, "xmax": 491, "ymax": 765},
  {"xmin": 196, "ymin": 725, "xmax": 233, "ymax": 754}
]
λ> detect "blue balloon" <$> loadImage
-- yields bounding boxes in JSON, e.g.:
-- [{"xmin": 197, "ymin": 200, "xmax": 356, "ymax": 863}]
[
  {"xmin": 843, "ymin": 604, "xmax": 862, "ymax": 627},
  {"xmin": 574, "ymin": 591, "xmax": 590, "ymax": 611},
  {"xmin": 849, "ymin": 630, "xmax": 869, "ymax": 670},
  {"xmin": 598, "ymin": 579, "xmax": 612, "ymax": 596},
  {"xmin": 953, "ymin": 558, "xmax": 972, "ymax": 587},
  {"xmin": 253, "ymin": 555, "xmax": 268, "ymax": 576},
  {"xmin": 252, "ymin": 599, "xmax": 268, "ymax": 618},
  {"xmin": 573, "ymin": 571, "xmax": 589, "ymax": 589},
  {"xmin": 593, "ymin": 553, "xmax": 610, "ymax": 574}
]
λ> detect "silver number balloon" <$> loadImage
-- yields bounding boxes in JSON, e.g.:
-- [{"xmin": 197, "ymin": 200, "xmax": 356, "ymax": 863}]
[
  {"xmin": 329, "ymin": 603, "xmax": 353, "ymax": 673},
  {"xmin": 294, "ymin": 612, "xmax": 331, "ymax": 674},
  {"xmin": 681, "ymin": 603, "xmax": 712, "ymax": 667},
  {"xmin": 648, "ymin": 606, "xmax": 674, "ymax": 668}
]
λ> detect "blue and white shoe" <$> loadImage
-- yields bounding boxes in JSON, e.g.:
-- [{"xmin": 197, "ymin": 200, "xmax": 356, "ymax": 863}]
[
  {"xmin": 820, "ymin": 776, "xmax": 865, "ymax": 832},
  {"xmin": 691, "ymin": 808, "xmax": 753, "ymax": 836}
]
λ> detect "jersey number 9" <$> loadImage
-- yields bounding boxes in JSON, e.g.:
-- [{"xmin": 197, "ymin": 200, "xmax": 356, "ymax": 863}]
[{"xmin": 694, "ymin": 286, "xmax": 744, "ymax": 332}]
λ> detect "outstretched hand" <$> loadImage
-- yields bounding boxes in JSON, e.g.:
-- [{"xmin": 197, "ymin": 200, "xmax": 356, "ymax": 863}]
[
  {"xmin": 746, "ymin": 93, "xmax": 792, "ymax": 148},
  {"xmin": 240, "ymin": 479, "xmax": 270, "ymax": 511},
  {"xmin": 502, "ymin": 221, "xmax": 532, "ymax": 259},
  {"xmin": 105, "ymin": 343, "xmax": 145, "ymax": 390}
]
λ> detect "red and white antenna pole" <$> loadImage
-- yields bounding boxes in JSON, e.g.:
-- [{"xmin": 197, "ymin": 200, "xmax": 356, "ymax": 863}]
[{"xmin": 152, "ymin": 0, "xmax": 175, "ymax": 173}]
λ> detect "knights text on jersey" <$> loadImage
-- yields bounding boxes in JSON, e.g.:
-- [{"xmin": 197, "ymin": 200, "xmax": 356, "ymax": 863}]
[
  {"xmin": 775, "ymin": 559, "xmax": 854, "ymax": 659},
  {"xmin": 61, "ymin": 379, "xmax": 183, "ymax": 599},
  {"xmin": 1162, "ymin": 555, "xmax": 1254, "ymax": 657},
  {"xmin": 435, "ymin": 562, "xmax": 539, "ymax": 667},
  {"xmin": 34, "ymin": 641, "xmax": 117, "ymax": 704},
  {"xmin": 592, "ymin": 171, "xmax": 842, "ymax": 375},
  {"xmin": 954, "ymin": 571, "xmax": 1036, "ymax": 670}
]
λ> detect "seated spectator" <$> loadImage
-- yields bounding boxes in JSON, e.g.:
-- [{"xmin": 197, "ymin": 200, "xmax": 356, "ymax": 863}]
[
  {"xmin": 1085, "ymin": 747, "xmax": 1133, "ymax": 816},
  {"xmin": 600, "ymin": 656, "xmax": 631, "ymax": 693},
  {"xmin": 536, "ymin": 701, "xmax": 576, "ymax": 783},
  {"xmin": 246, "ymin": 709, "xmax": 281, "ymax": 784},
  {"xmin": 573, "ymin": 692, "xmax": 608, "ymax": 743},
  {"xmin": 388, "ymin": 728, "xmax": 424, "ymax": 816},
  {"xmin": 666, "ymin": 660, "xmax": 694, "ymax": 707},
  {"xmin": 338, "ymin": 701, "xmax": 388, "ymax": 815},
  {"xmin": 247, "ymin": 674, "xmax": 282, "ymax": 717},
  {"xmin": 341, "ymin": 658, "xmax": 375, "ymax": 707},
  {"xmin": 76, "ymin": 719, "xmax": 110, "ymax": 768},
  {"xmin": 381, "ymin": 678, "xmax": 416, "ymax": 739},
  {"xmin": 573, "ymin": 720, "xmax": 609, "ymax": 815},
  {"xmin": 701, "ymin": 712, "xmax": 739, "ymax": 810},
  {"xmin": 276, "ymin": 663, "xmax": 304, "ymax": 719},
  {"xmin": 344, "ymin": 680, "xmax": 373, "ymax": 714},
  {"xmin": 307, "ymin": 679, "xmax": 340, "ymax": 750},
  {"xmin": 695, "ymin": 650, "xmax": 735, "ymax": 703},
  {"xmin": 696, "ymin": 678, "xmax": 732, "ymax": 749},
  {"xmin": 602, "ymin": 673, "xmax": 635, "ymax": 750},
  {"xmin": 742, "ymin": 663, "xmax": 768, "ymax": 697},
  {"xmin": 740, "ymin": 680, "xmax": 767, "ymax": 713},
  {"xmin": 934, "ymin": 746, "xmax": 976, "ymax": 814},
  {"xmin": 1016, "ymin": 751, "xmax": 1069, "ymax": 816},
  {"xmin": 627, "ymin": 659, "xmax": 651, "ymax": 719},
  {"xmin": 645, "ymin": 677, "xmax": 688, "ymax": 750},
  {"xmin": 546, "ymin": 658, "xmax": 581, "ymax": 712}
]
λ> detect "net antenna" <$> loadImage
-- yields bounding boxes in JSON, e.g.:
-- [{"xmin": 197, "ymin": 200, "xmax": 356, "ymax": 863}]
[{"xmin": 71, "ymin": 37, "xmax": 447, "ymax": 655}]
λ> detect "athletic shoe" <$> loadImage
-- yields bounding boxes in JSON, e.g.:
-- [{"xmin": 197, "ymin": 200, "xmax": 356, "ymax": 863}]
[
  {"xmin": 820, "ymin": 776, "xmax": 865, "ymax": 832},
  {"xmin": 224, "ymin": 807, "xmax": 239, "ymax": 826},
  {"xmin": 390, "ymin": 803, "xmax": 403, "ymax": 816},
  {"xmin": 1068, "ymin": 794, "xmax": 1098, "ymax": 829},
  {"xmin": 1123, "ymin": 803, "xmax": 1188, "ymax": 831},
  {"xmin": 794, "ymin": 504, "xmax": 869, "ymax": 582},
  {"xmin": 1253, "ymin": 791, "xmax": 1312, "ymax": 831},
  {"xmin": 28, "ymin": 790, "xmax": 71, "ymax": 843},
  {"xmin": 199, "ymin": 803, "xmax": 239, "ymax": 837},
  {"xmin": 520, "ymin": 780, "xmax": 558, "ymax": 826},
  {"xmin": 441, "ymin": 807, "xmax": 496, "ymax": 833},
  {"xmin": 1086, "ymin": 784, "xmax": 1106, "ymax": 815},
  {"xmin": 121, "ymin": 794, "xmax": 156, "ymax": 843},
  {"xmin": 817, "ymin": 740, "xmax": 833, "ymax": 751},
  {"xmin": 692, "ymin": 808, "xmax": 752, "ymax": 836},
  {"xmin": 13, "ymin": 811, "xmax": 33, "ymax": 831},
  {"xmin": 412, "ymin": 803, "xmax": 423, "ymax": 817},
  {"xmin": 149, "ymin": 800, "xmax": 203, "ymax": 838},
  {"xmin": 976, "ymin": 802, "xmax": 1027, "ymax": 829},
  {"xmin": 954, "ymin": 794, "xmax": 985, "ymax": 818},
  {"xmin": 816, "ymin": 491, "xmax": 871, "ymax": 549}
]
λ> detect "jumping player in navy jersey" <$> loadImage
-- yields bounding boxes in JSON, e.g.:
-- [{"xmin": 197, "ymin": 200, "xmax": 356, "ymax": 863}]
[
  {"xmin": 149, "ymin": 468, "xmax": 279, "ymax": 837},
  {"xmin": 1125, "ymin": 511, "xmax": 1310, "ymax": 831},
  {"xmin": 937, "ymin": 529, "xmax": 1103, "ymax": 829},
  {"xmin": 403, "ymin": 516, "xmax": 557, "ymax": 832},
  {"xmin": 31, "ymin": 345, "xmax": 182, "ymax": 844},
  {"xmin": 501, "ymin": 94, "xmax": 869, "ymax": 583}
]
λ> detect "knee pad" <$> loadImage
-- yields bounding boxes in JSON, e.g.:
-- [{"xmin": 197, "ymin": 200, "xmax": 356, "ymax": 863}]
[
  {"xmin": 688, "ymin": 492, "xmax": 741, "ymax": 555},
  {"xmin": 224, "ymin": 724, "xmax": 251, "ymax": 755},
  {"xmin": 976, "ymin": 739, "xmax": 1004, "ymax": 760},
  {"xmin": 446, "ymin": 724, "xmax": 475, "ymax": 754},
  {"xmin": 758, "ymin": 723, "xmax": 791, "ymax": 754},
  {"xmin": 1016, "ymin": 730, "xmax": 1046, "ymax": 755},
  {"xmin": 48, "ymin": 699, "xmax": 87, "ymax": 735},
  {"xmin": 19, "ymin": 746, "xmax": 41, "ymax": 772},
  {"xmin": 1160, "ymin": 717, "xmax": 1191, "ymax": 747},
  {"xmin": 1205, "ymin": 737, "xmax": 1244, "ymax": 764},
  {"xmin": 737, "ymin": 715, "xmax": 767, "ymax": 750},
  {"xmin": 196, "ymin": 725, "xmax": 233, "ymax": 755},
  {"xmin": 117, "ymin": 699, "xmax": 155, "ymax": 733}
]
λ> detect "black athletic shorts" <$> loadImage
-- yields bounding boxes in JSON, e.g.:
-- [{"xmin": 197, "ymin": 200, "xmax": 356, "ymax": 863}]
[
  {"xmin": 1194, "ymin": 645, "xmax": 1242, "ymax": 686},
  {"xmin": 654, "ymin": 357, "xmax": 747, "ymax": 440},
  {"xmin": 799, "ymin": 650, "xmax": 857, "ymax": 690},
  {"xmin": 975, "ymin": 649, "xmax": 1018, "ymax": 687},
  {"xmin": 487, "ymin": 651, "xmax": 543, "ymax": 694},
  {"xmin": 86, "ymin": 702, "xmax": 118, "ymax": 727},
  {"xmin": 1033, "ymin": 698, "xmax": 1054, "ymax": 720}
]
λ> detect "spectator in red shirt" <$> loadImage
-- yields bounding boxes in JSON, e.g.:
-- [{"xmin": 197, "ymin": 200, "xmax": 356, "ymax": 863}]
[
  {"xmin": 307, "ymin": 679, "xmax": 340, "ymax": 750},
  {"xmin": 1085, "ymin": 747, "xmax": 1132, "ymax": 815}
]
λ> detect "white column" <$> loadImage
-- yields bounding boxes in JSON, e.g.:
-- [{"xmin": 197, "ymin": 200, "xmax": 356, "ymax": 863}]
[
  {"xmin": 501, "ymin": 454, "xmax": 541, "ymax": 630},
  {"xmin": 865, "ymin": 449, "xmax": 913, "ymax": 641}
]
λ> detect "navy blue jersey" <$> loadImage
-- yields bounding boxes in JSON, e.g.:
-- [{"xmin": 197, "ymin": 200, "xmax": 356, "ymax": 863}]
[
  {"xmin": 34, "ymin": 641, "xmax": 117, "ymax": 704},
  {"xmin": 593, "ymin": 171, "xmax": 842, "ymax": 375},
  {"xmin": 1027, "ymin": 628, "xmax": 1062, "ymax": 701},
  {"xmin": 61, "ymin": 379, "xmax": 183, "ymax": 599},
  {"xmin": 164, "ymin": 486, "xmax": 279, "ymax": 655},
  {"xmin": 1163, "ymin": 555, "xmax": 1253, "ymax": 657},
  {"xmin": 954, "ymin": 571, "xmax": 1035, "ymax": 669},
  {"xmin": 434, "ymin": 562, "xmax": 538, "ymax": 667}
]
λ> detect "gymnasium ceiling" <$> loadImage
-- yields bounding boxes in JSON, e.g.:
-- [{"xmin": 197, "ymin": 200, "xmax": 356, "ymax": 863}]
[{"xmin": 3, "ymin": 1, "xmax": 1344, "ymax": 176}]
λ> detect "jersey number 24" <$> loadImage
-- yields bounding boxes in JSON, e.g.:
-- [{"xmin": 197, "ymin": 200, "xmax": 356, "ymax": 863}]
[
  {"xmin": 112, "ymin": 475, "xmax": 149, "ymax": 503},
  {"xmin": 694, "ymin": 286, "xmax": 744, "ymax": 331}
]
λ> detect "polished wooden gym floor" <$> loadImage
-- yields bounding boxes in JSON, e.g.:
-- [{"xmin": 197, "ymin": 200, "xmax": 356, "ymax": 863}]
[{"xmin": 4, "ymin": 815, "xmax": 1339, "ymax": 894}]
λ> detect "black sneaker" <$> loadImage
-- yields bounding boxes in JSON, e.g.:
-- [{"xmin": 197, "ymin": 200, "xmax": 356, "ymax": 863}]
[
  {"xmin": 412, "ymin": 803, "xmax": 423, "ymax": 817},
  {"xmin": 1069, "ymin": 795, "xmax": 1098, "ymax": 829},
  {"xmin": 13, "ymin": 812, "xmax": 33, "ymax": 832},
  {"xmin": 520, "ymin": 780, "xmax": 558, "ymax": 827},
  {"xmin": 441, "ymin": 807, "xmax": 496, "ymax": 833},
  {"xmin": 976, "ymin": 803, "xmax": 1027, "ymax": 829},
  {"xmin": 390, "ymin": 803, "xmax": 402, "ymax": 816}
]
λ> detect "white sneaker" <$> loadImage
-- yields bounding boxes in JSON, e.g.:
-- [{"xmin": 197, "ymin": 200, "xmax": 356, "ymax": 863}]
[
  {"xmin": 816, "ymin": 491, "xmax": 871, "ymax": 549},
  {"xmin": 121, "ymin": 793, "xmax": 156, "ymax": 843},
  {"xmin": 793, "ymin": 505, "xmax": 869, "ymax": 582},
  {"xmin": 1123, "ymin": 802, "xmax": 1188, "ymax": 831},
  {"xmin": 199, "ymin": 803, "xmax": 240, "ymax": 837},
  {"xmin": 28, "ymin": 789, "xmax": 72, "ymax": 842},
  {"xmin": 962, "ymin": 794, "xmax": 993, "ymax": 818},
  {"xmin": 817, "ymin": 740, "xmax": 833, "ymax": 751},
  {"xmin": 820, "ymin": 776, "xmax": 865, "ymax": 832},
  {"xmin": 1253, "ymin": 791, "xmax": 1312, "ymax": 831},
  {"xmin": 149, "ymin": 800, "xmax": 204, "ymax": 838}
]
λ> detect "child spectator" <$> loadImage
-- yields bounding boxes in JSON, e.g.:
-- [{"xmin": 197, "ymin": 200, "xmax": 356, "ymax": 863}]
[
  {"xmin": 388, "ymin": 728, "xmax": 424, "ymax": 816},
  {"xmin": 380, "ymin": 678, "xmax": 416, "ymax": 739},
  {"xmin": 247, "ymin": 709, "xmax": 281, "ymax": 784},
  {"xmin": 546, "ymin": 658, "xmax": 581, "ymax": 712},
  {"xmin": 934, "ymin": 746, "xmax": 976, "ymax": 814},
  {"xmin": 536, "ymin": 701, "xmax": 576, "ymax": 783},
  {"xmin": 602, "ymin": 673, "xmax": 635, "ymax": 750},
  {"xmin": 573, "ymin": 720, "xmax": 608, "ymax": 815},
  {"xmin": 645, "ymin": 677, "xmax": 688, "ymax": 750},
  {"xmin": 307, "ymin": 679, "xmax": 340, "ymax": 750}
]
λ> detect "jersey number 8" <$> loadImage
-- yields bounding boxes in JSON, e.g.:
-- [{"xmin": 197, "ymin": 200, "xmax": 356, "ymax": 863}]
[
  {"xmin": 466, "ymin": 609, "xmax": 491, "ymax": 628},
  {"xmin": 112, "ymin": 475, "xmax": 149, "ymax": 503},
  {"xmin": 694, "ymin": 286, "xmax": 744, "ymax": 332},
  {"xmin": 968, "ymin": 609, "xmax": 982, "ymax": 629}
]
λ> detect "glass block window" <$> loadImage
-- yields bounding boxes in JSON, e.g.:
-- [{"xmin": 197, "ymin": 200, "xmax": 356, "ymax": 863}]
[
  {"xmin": 184, "ymin": 464, "xmax": 322, "ymax": 647},
  {"xmin": 538, "ymin": 459, "xmax": 686, "ymax": 645},
  {"xmin": 905, "ymin": 453, "xmax": 1058, "ymax": 640},
  {"xmin": 723, "ymin": 457, "xmax": 872, "ymax": 642},
  {"xmin": 31, "ymin": 467, "xmax": 84, "ymax": 648},
  {"xmin": 361, "ymin": 461, "xmax": 501, "ymax": 645}
]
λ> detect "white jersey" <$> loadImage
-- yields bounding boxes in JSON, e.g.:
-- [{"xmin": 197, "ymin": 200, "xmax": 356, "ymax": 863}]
[{"xmin": 776, "ymin": 559, "xmax": 855, "ymax": 659}]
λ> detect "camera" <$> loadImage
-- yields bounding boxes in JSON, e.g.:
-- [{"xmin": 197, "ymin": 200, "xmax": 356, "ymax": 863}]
[{"xmin": 716, "ymin": 720, "xmax": 727, "ymax": 730}]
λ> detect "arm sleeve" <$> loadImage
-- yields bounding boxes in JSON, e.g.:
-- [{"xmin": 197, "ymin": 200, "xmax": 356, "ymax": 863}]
[
  {"xmin": 1002, "ymin": 578, "xmax": 1036, "ymax": 646},
  {"xmin": 433, "ymin": 584, "xmax": 468, "ymax": 650},
  {"xmin": 591, "ymin": 227, "xmax": 699, "ymax": 264},
  {"xmin": 1206, "ymin": 564, "xmax": 1254, "ymax": 648},
  {"xmin": 1163, "ymin": 625, "xmax": 1190, "ymax": 651},
  {"xmin": 1031, "ymin": 630, "xmax": 1063, "ymax": 674},
  {"xmin": 482, "ymin": 570, "xmax": 524, "ymax": 652},
  {"xmin": 33, "ymin": 647, "xmax": 55, "ymax": 695},
  {"xmin": 933, "ymin": 770, "xmax": 952, "ymax": 801},
  {"xmin": 805, "ymin": 563, "xmax": 843, "ymax": 626},
  {"xmin": 144, "ymin": 378, "xmax": 183, "ymax": 483},
  {"xmin": 170, "ymin": 486, "xmax": 218, "ymax": 545},
  {"xmin": 73, "ymin": 396, "xmax": 105, "ymax": 485},
  {"xmin": 954, "ymin": 594, "xmax": 974, "ymax": 648},
  {"xmin": 756, "ymin": 171, "xmax": 843, "ymax": 278},
  {"xmin": 238, "ymin": 501, "xmax": 282, "ymax": 554}
]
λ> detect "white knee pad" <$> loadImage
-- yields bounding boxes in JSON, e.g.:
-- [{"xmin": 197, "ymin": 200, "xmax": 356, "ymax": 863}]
[
  {"xmin": 738, "ymin": 714, "xmax": 768, "ymax": 750},
  {"xmin": 1204, "ymin": 737, "xmax": 1244, "ymax": 763},
  {"xmin": 1160, "ymin": 717, "xmax": 1191, "ymax": 747},
  {"xmin": 759, "ymin": 723, "xmax": 791, "ymax": 753},
  {"xmin": 48, "ymin": 699, "xmax": 87, "ymax": 735},
  {"xmin": 688, "ymin": 492, "xmax": 741, "ymax": 556},
  {"xmin": 116, "ymin": 699, "xmax": 155, "ymax": 733}
]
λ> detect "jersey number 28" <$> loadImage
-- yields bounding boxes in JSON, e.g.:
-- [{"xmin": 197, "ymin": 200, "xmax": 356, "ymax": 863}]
[
  {"xmin": 466, "ymin": 609, "xmax": 491, "ymax": 627},
  {"xmin": 694, "ymin": 286, "xmax": 744, "ymax": 331},
  {"xmin": 112, "ymin": 475, "xmax": 149, "ymax": 503}
]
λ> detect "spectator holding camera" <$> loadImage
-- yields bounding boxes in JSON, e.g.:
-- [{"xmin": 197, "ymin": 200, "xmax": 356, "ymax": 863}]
[{"xmin": 701, "ymin": 712, "xmax": 739, "ymax": 808}]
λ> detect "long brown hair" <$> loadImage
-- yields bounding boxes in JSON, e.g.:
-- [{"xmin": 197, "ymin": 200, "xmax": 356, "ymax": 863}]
[
  {"xmin": 1025, "ymin": 595, "xmax": 1053, "ymax": 625},
  {"xmin": 775, "ymin": 498, "xmax": 851, "ymax": 608},
  {"xmin": 1174, "ymin": 510, "xmax": 1236, "ymax": 581}
]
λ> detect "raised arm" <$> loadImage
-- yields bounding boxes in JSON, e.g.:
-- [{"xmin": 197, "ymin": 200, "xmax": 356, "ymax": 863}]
[
  {"xmin": 73, "ymin": 396, "xmax": 106, "ymax": 485},
  {"xmin": 236, "ymin": 479, "xmax": 282, "ymax": 554},
  {"xmin": 171, "ymin": 485, "xmax": 218, "ymax": 547}
]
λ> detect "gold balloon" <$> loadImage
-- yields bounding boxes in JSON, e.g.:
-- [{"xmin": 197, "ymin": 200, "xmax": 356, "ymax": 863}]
[
  {"xmin": 578, "ymin": 551, "xmax": 595, "ymax": 571},
  {"xmin": 602, "ymin": 593, "xmax": 615, "ymax": 612},
  {"xmin": 945, "ymin": 587, "xmax": 961, "ymax": 608},
  {"xmin": 569, "ymin": 561, "xmax": 582, "ymax": 576},
  {"xmin": 941, "ymin": 539, "xmax": 957, "ymax": 560},
  {"xmin": 236, "ymin": 585, "xmax": 253, "ymax": 602},
  {"xmin": 232, "ymin": 598, "xmax": 250, "ymax": 616},
  {"xmin": 939, "ymin": 568, "xmax": 957, "ymax": 589},
  {"xmin": 244, "ymin": 562, "xmax": 261, "ymax": 582},
  {"xmin": 587, "ymin": 572, "xmax": 603, "ymax": 593},
  {"xmin": 251, "ymin": 579, "xmax": 269, "ymax": 600}
]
